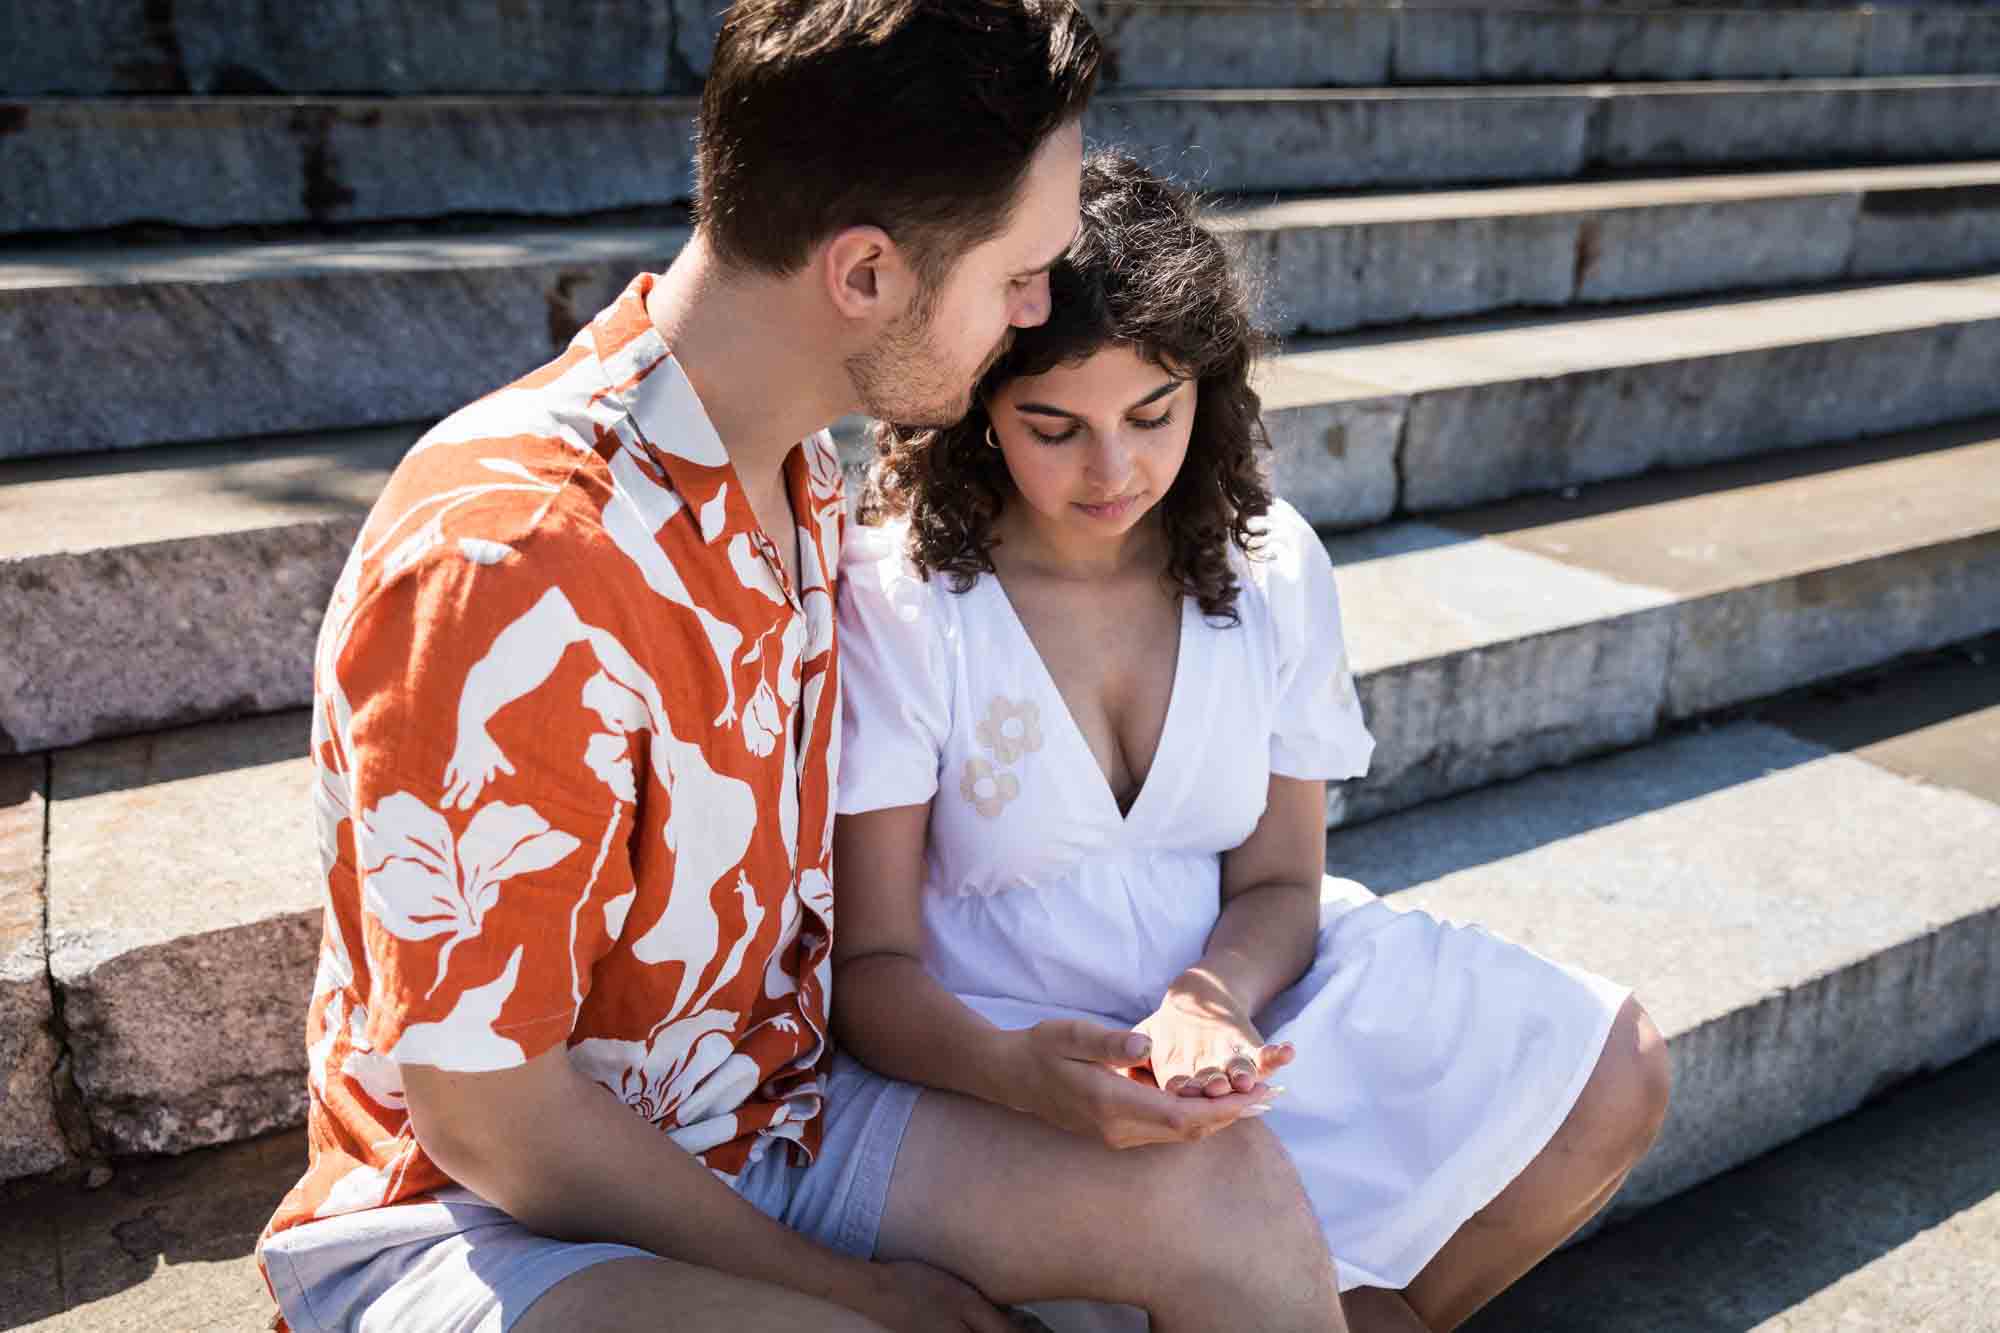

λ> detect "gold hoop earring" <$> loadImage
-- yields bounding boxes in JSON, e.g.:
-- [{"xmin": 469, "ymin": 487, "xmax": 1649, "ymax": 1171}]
[{"xmin": 984, "ymin": 423, "xmax": 1001, "ymax": 451}]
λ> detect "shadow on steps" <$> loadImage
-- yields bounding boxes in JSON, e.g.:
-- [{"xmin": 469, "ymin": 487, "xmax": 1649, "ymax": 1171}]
[{"xmin": 1467, "ymin": 1041, "xmax": 2000, "ymax": 1332}]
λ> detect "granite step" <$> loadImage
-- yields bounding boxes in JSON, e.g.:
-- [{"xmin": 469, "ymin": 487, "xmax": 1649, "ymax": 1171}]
[
  {"xmin": 1218, "ymin": 161, "xmax": 2000, "ymax": 335},
  {"xmin": 1263, "ymin": 271, "xmax": 2000, "ymax": 523},
  {"xmin": 10, "ymin": 0, "xmax": 2000, "ymax": 97},
  {"xmin": 1465, "ymin": 1014, "xmax": 2000, "ymax": 1330},
  {"xmin": 8, "ymin": 248, "xmax": 2000, "ymax": 516},
  {"xmin": 1089, "ymin": 2, "xmax": 2000, "ymax": 88},
  {"xmin": 8, "ymin": 167, "xmax": 2000, "ymax": 465},
  {"xmin": 12, "ymin": 78, "xmax": 2000, "ymax": 234},
  {"xmin": 1335, "ymin": 638, "xmax": 2000, "ymax": 1236},
  {"xmin": 0, "ymin": 226, "xmax": 690, "ymax": 461},
  {"xmin": 4, "ymin": 404, "xmax": 1996, "ymax": 829}
]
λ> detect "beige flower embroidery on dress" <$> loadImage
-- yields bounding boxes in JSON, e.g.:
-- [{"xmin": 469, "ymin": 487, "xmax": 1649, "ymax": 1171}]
[
  {"xmin": 976, "ymin": 696, "xmax": 1044, "ymax": 766},
  {"xmin": 961, "ymin": 757, "xmax": 1021, "ymax": 819}
]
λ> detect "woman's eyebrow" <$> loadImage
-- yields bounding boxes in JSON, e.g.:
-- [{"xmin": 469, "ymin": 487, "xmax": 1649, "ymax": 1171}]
[{"xmin": 1015, "ymin": 379, "xmax": 1181, "ymax": 419}]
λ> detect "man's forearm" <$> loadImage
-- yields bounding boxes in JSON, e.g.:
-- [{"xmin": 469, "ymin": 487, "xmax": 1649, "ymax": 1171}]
[{"xmin": 411, "ymin": 1054, "xmax": 881, "ymax": 1313}]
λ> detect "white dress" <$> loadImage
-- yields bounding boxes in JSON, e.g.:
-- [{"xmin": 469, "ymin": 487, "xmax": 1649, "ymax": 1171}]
[{"xmin": 834, "ymin": 500, "xmax": 1629, "ymax": 1304}]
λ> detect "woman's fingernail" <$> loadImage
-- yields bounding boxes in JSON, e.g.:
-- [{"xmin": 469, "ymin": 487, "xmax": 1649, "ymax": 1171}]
[{"xmin": 1125, "ymin": 1035, "xmax": 1151, "ymax": 1059}]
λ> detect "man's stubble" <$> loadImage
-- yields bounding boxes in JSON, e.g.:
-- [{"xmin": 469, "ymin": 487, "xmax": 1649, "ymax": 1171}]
[{"xmin": 845, "ymin": 288, "xmax": 1011, "ymax": 430}]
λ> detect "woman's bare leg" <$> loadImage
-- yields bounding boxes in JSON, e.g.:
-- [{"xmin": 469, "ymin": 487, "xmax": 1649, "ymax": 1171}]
[
  {"xmin": 1392, "ymin": 996, "xmax": 1672, "ymax": 1331},
  {"xmin": 878, "ymin": 1086, "xmax": 1345, "ymax": 1333}
]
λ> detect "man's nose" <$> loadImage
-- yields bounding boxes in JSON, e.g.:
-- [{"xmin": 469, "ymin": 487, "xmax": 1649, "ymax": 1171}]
[{"xmin": 1011, "ymin": 273, "xmax": 1051, "ymax": 328}]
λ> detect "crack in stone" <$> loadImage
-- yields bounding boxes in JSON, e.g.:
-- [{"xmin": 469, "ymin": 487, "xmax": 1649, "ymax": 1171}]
[
  {"xmin": 1388, "ymin": 399, "xmax": 1414, "ymax": 518},
  {"xmin": 39, "ymin": 751, "xmax": 102, "ymax": 1174}
]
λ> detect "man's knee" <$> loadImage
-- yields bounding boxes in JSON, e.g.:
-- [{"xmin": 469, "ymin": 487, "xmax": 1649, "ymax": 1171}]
[
  {"xmin": 1134, "ymin": 1120, "xmax": 1336, "ymax": 1308},
  {"xmin": 515, "ymin": 1256, "xmax": 888, "ymax": 1333}
]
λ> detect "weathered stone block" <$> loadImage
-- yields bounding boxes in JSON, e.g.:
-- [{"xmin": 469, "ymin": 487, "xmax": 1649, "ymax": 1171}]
[
  {"xmin": 1325, "ymin": 523, "xmax": 1675, "ymax": 825},
  {"xmin": 1359, "ymin": 721, "xmax": 2000, "ymax": 1212},
  {"xmin": 0, "ymin": 757, "xmax": 71, "ymax": 1183},
  {"xmin": 0, "ymin": 0, "xmax": 682, "ymax": 94},
  {"xmin": 1396, "ymin": 290, "xmax": 2000, "ymax": 511},
  {"xmin": 0, "ymin": 512, "xmax": 370, "ymax": 756},
  {"xmin": 1249, "ymin": 209, "xmax": 1579, "ymax": 334},
  {"xmin": 1262, "ymin": 395, "xmax": 1403, "ymax": 531},
  {"xmin": 47, "ymin": 714, "xmax": 322, "ymax": 1156},
  {"xmin": 1088, "ymin": 2, "xmax": 1394, "ymax": 88},
  {"xmin": 0, "ymin": 231, "xmax": 686, "ymax": 457},
  {"xmin": 1596, "ymin": 80, "xmax": 2000, "ymax": 172},
  {"xmin": 1665, "ymin": 533, "xmax": 2000, "ymax": 721},
  {"xmin": 0, "ymin": 98, "xmax": 700, "ymax": 234},
  {"xmin": 1862, "ymin": 10, "xmax": 2000, "ymax": 79},
  {"xmin": 1850, "ymin": 182, "xmax": 2000, "ymax": 280},
  {"xmin": 1570, "ymin": 194, "xmax": 1857, "ymax": 306},
  {"xmin": 1087, "ymin": 89, "xmax": 1593, "ymax": 194},
  {"xmin": 1470, "ymin": 10, "xmax": 1862, "ymax": 84}
]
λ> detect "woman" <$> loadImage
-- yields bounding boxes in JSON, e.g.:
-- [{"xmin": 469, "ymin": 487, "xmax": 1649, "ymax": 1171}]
[{"xmin": 831, "ymin": 152, "xmax": 1671, "ymax": 1332}]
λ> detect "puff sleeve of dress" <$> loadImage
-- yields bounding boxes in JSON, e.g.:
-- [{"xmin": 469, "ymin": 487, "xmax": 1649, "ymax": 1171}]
[
  {"xmin": 1257, "ymin": 499, "xmax": 1375, "ymax": 782},
  {"xmin": 836, "ymin": 520, "xmax": 955, "ymax": 815}
]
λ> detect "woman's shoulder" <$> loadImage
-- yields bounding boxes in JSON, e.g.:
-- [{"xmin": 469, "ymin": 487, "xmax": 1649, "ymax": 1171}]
[
  {"xmin": 1236, "ymin": 497, "xmax": 1324, "ymax": 599},
  {"xmin": 839, "ymin": 516, "xmax": 954, "ymax": 628}
]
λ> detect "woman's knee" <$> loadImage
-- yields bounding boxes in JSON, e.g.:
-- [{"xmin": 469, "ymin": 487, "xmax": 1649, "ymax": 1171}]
[{"xmin": 1578, "ymin": 997, "xmax": 1672, "ymax": 1166}]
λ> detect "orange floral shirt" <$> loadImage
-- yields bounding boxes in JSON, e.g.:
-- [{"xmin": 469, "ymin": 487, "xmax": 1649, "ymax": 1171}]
[{"xmin": 262, "ymin": 273, "xmax": 845, "ymax": 1254}]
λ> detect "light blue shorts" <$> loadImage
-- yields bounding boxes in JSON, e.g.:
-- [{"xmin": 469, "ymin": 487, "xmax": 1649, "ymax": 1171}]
[{"xmin": 262, "ymin": 1053, "xmax": 919, "ymax": 1333}]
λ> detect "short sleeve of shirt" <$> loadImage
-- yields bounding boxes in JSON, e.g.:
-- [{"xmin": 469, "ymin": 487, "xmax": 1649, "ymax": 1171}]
[
  {"xmin": 331, "ymin": 536, "xmax": 637, "ymax": 1074},
  {"xmin": 1258, "ymin": 500, "xmax": 1376, "ymax": 782},
  {"xmin": 836, "ymin": 522, "xmax": 953, "ymax": 815}
]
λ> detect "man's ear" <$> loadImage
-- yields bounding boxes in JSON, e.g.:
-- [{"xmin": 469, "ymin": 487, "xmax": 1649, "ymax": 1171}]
[{"xmin": 822, "ymin": 225, "xmax": 912, "ymax": 324}]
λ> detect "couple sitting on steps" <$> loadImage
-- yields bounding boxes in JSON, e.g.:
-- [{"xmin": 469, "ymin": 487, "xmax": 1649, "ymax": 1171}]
[{"xmin": 256, "ymin": 2, "xmax": 1670, "ymax": 1329}]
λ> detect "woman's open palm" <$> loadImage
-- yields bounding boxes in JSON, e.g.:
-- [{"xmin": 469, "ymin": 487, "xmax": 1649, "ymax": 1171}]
[{"xmin": 1136, "ymin": 990, "xmax": 1295, "ymax": 1098}]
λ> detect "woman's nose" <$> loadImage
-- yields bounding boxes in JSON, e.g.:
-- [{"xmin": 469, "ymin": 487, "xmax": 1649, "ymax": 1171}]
[{"xmin": 1087, "ymin": 432, "xmax": 1135, "ymax": 486}]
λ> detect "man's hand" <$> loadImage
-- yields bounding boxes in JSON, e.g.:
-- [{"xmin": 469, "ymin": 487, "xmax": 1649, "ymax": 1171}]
[
  {"xmin": 855, "ymin": 1259, "xmax": 1018, "ymax": 1333},
  {"xmin": 1136, "ymin": 975, "xmax": 1295, "ymax": 1099},
  {"xmin": 1000, "ymin": 1018, "xmax": 1271, "ymax": 1149}
]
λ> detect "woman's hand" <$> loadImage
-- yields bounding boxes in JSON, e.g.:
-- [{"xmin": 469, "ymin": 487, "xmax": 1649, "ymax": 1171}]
[
  {"xmin": 1136, "ymin": 973, "xmax": 1296, "ymax": 1099},
  {"xmin": 1001, "ymin": 1018, "xmax": 1270, "ymax": 1149}
]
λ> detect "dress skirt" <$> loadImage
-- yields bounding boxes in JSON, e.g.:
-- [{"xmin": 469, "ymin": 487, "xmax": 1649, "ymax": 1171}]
[
  {"xmin": 1260, "ymin": 877, "xmax": 1629, "ymax": 1292},
  {"xmin": 1015, "ymin": 879, "xmax": 1629, "ymax": 1333}
]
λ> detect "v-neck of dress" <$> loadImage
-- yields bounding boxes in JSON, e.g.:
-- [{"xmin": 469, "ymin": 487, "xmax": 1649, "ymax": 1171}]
[{"xmin": 980, "ymin": 572, "xmax": 1194, "ymax": 828}]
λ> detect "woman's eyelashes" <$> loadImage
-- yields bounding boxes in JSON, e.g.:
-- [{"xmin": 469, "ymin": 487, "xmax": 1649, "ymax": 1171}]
[{"xmin": 1025, "ymin": 410, "xmax": 1174, "ymax": 445}]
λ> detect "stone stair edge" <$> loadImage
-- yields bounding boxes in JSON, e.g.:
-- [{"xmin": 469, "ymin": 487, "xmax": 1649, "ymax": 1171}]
[{"xmin": 14, "ymin": 77, "xmax": 2000, "ymax": 235}]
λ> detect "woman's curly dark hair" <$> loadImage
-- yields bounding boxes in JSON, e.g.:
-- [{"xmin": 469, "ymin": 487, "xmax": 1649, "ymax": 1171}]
[{"xmin": 859, "ymin": 149, "xmax": 1275, "ymax": 623}]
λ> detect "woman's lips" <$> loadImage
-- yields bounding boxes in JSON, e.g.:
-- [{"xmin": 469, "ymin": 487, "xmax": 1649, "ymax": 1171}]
[{"xmin": 1074, "ymin": 494, "xmax": 1140, "ymax": 521}]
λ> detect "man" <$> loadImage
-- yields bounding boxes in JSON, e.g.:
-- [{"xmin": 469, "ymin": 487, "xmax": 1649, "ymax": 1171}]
[{"xmin": 259, "ymin": 2, "xmax": 1341, "ymax": 1329}]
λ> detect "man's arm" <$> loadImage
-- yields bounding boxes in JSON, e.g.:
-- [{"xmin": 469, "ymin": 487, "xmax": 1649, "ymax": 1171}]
[{"xmin": 401, "ymin": 1047, "xmax": 1010, "ymax": 1331}]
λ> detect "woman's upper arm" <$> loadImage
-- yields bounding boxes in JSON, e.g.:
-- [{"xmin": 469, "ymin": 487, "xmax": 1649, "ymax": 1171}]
[
  {"xmin": 831, "ymin": 803, "xmax": 935, "ymax": 964},
  {"xmin": 1220, "ymin": 773, "xmax": 1327, "ymax": 903}
]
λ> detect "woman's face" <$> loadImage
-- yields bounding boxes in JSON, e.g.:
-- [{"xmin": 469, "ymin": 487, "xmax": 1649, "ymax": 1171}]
[{"xmin": 985, "ymin": 341, "xmax": 1197, "ymax": 546}]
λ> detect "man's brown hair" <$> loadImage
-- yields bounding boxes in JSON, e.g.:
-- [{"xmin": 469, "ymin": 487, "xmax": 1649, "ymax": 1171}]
[{"xmin": 697, "ymin": 0, "xmax": 1102, "ymax": 287}]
